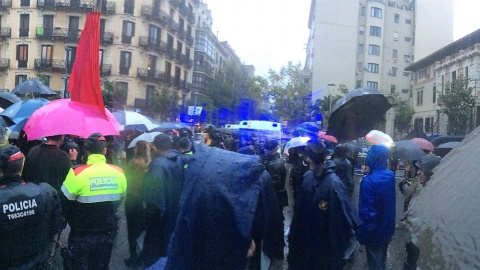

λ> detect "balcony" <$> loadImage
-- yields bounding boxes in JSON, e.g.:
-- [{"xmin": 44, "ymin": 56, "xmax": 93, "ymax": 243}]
[
  {"xmin": 36, "ymin": 27, "xmax": 75, "ymax": 41},
  {"xmin": 187, "ymin": 12, "xmax": 195, "ymax": 24},
  {"xmin": 36, "ymin": 0, "xmax": 55, "ymax": 10},
  {"xmin": 175, "ymin": 50, "xmax": 183, "ymax": 61},
  {"xmin": 179, "ymin": 4, "xmax": 188, "ymax": 16},
  {"xmin": 139, "ymin": 36, "xmax": 167, "ymax": 54},
  {"xmin": 100, "ymin": 64, "xmax": 111, "ymax": 77},
  {"xmin": 167, "ymin": 18, "xmax": 179, "ymax": 33},
  {"xmin": 141, "ymin": 5, "xmax": 171, "ymax": 27},
  {"xmin": 34, "ymin": 59, "xmax": 67, "ymax": 72},
  {"xmin": 100, "ymin": 32, "xmax": 114, "ymax": 45},
  {"xmin": 0, "ymin": 0, "xmax": 12, "ymax": 10},
  {"xmin": 184, "ymin": 57, "xmax": 193, "ymax": 68},
  {"xmin": 137, "ymin": 67, "xmax": 164, "ymax": 83},
  {"xmin": 124, "ymin": 3, "xmax": 134, "ymax": 14},
  {"xmin": 101, "ymin": 1, "xmax": 116, "ymax": 15},
  {"xmin": 0, "ymin": 59, "xmax": 10, "ymax": 71},
  {"xmin": 177, "ymin": 28, "xmax": 186, "ymax": 42},
  {"xmin": 0, "ymin": 27, "xmax": 11, "ymax": 39},
  {"xmin": 166, "ymin": 47, "xmax": 175, "ymax": 60},
  {"xmin": 168, "ymin": 0, "xmax": 180, "ymax": 8},
  {"xmin": 186, "ymin": 35, "xmax": 194, "ymax": 47}
]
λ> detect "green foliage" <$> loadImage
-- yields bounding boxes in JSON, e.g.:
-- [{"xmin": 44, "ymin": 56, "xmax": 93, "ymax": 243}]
[
  {"xmin": 322, "ymin": 94, "xmax": 343, "ymax": 112},
  {"xmin": 440, "ymin": 78, "xmax": 476, "ymax": 134},
  {"xmin": 394, "ymin": 99, "xmax": 415, "ymax": 135},
  {"xmin": 260, "ymin": 61, "xmax": 310, "ymax": 125},
  {"xmin": 338, "ymin": 84, "xmax": 349, "ymax": 95},
  {"xmin": 101, "ymin": 79, "xmax": 114, "ymax": 110},
  {"xmin": 150, "ymin": 86, "xmax": 180, "ymax": 121},
  {"xmin": 37, "ymin": 74, "xmax": 50, "ymax": 86}
]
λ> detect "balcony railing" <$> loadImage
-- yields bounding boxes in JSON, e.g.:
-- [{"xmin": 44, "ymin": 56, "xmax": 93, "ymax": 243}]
[
  {"xmin": 177, "ymin": 28, "xmax": 186, "ymax": 41},
  {"xmin": 179, "ymin": 4, "xmax": 188, "ymax": 16},
  {"xmin": 0, "ymin": 27, "xmax": 11, "ymax": 39},
  {"xmin": 0, "ymin": 58, "xmax": 10, "ymax": 70},
  {"xmin": 101, "ymin": 1, "xmax": 116, "ymax": 15},
  {"xmin": 139, "ymin": 36, "xmax": 167, "ymax": 54},
  {"xmin": 100, "ymin": 64, "xmax": 111, "ymax": 76},
  {"xmin": 34, "ymin": 59, "xmax": 66, "ymax": 71},
  {"xmin": 36, "ymin": 27, "xmax": 79, "ymax": 41},
  {"xmin": 36, "ymin": 0, "xmax": 55, "ymax": 10},
  {"xmin": 168, "ymin": 18, "xmax": 179, "ymax": 33},
  {"xmin": 166, "ymin": 47, "xmax": 175, "ymax": 60},
  {"xmin": 141, "ymin": 5, "xmax": 171, "ymax": 27},
  {"xmin": 186, "ymin": 35, "xmax": 194, "ymax": 47},
  {"xmin": 0, "ymin": 0, "xmax": 12, "ymax": 10},
  {"xmin": 100, "ymin": 32, "xmax": 114, "ymax": 45},
  {"xmin": 184, "ymin": 57, "xmax": 193, "ymax": 68},
  {"xmin": 187, "ymin": 12, "xmax": 195, "ymax": 24},
  {"xmin": 124, "ymin": 3, "xmax": 134, "ymax": 14},
  {"xmin": 137, "ymin": 68, "xmax": 165, "ymax": 83},
  {"xmin": 168, "ymin": 0, "xmax": 180, "ymax": 8}
]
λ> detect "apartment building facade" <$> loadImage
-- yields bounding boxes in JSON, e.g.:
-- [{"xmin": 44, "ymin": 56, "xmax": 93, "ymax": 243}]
[
  {"xmin": 406, "ymin": 29, "xmax": 480, "ymax": 135},
  {"xmin": 305, "ymin": 0, "xmax": 453, "ymax": 136},
  {"xmin": 0, "ymin": 0, "xmax": 198, "ymax": 118}
]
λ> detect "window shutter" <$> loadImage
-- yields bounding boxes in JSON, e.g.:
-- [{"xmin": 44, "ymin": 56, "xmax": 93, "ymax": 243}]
[{"xmin": 132, "ymin": 22, "xmax": 135, "ymax": 36}]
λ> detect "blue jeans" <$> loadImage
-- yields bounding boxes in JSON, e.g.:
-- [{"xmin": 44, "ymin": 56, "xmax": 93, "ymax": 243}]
[{"xmin": 366, "ymin": 242, "xmax": 390, "ymax": 270}]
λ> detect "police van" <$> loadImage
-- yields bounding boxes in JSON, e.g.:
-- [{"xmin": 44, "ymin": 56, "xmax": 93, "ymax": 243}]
[{"xmin": 238, "ymin": 120, "xmax": 283, "ymax": 147}]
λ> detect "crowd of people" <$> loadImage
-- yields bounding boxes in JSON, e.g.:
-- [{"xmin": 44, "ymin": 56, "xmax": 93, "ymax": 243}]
[{"xmin": 0, "ymin": 124, "xmax": 442, "ymax": 270}]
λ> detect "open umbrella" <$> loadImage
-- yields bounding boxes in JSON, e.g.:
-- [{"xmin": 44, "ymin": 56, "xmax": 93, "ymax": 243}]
[
  {"xmin": 319, "ymin": 131, "xmax": 338, "ymax": 143},
  {"xmin": 407, "ymin": 126, "xmax": 480, "ymax": 269},
  {"xmin": 23, "ymin": 99, "xmax": 120, "ymax": 140},
  {"xmin": 283, "ymin": 136, "xmax": 311, "ymax": 154},
  {"xmin": 127, "ymin": 131, "xmax": 162, "ymax": 148},
  {"xmin": 411, "ymin": 138, "xmax": 434, "ymax": 152},
  {"xmin": 392, "ymin": 140, "xmax": 426, "ymax": 161},
  {"xmin": 365, "ymin": 130, "xmax": 394, "ymax": 147},
  {"xmin": 112, "ymin": 110, "xmax": 161, "ymax": 131},
  {"xmin": 0, "ymin": 92, "xmax": 21, "ymax": 109},
  {"xmin": 293, "ymin": 122, "xmax": 319, "ymax": 137},
  {"xmin": 434, "ymin": 141, "xmax": 460, "ymax": 158},
  {"xmin": 11, "ymin": 79, "xmax": 57, "ymax": 96},
  {"xmin": 152, "ymin": 122, "xmax": 188, "ymax": 131},
  {"xmin": 0, "ymin": 98, "xmax": 50, "ymax": 126},
  {"xmin": 326, "ymin": 87, "xmax": 392, "ymax": 142}
]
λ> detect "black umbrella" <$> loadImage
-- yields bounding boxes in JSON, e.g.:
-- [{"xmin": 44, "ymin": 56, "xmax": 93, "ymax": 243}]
[
  {"xmin": 0, "ymin": 92, "xmax": 21, "ymax": 109},
  {"xmin": 392, "ymin": 140, "xmax": 426, "ymax": 161},
  {"xmin": 434, "ymin": 141, "xmax": 459, "ymax": 158},
  {"xmin": 407, "ymin": 126, "xmax": 480, "ymax": 269},
  {"xmin": 326, "ymin": 87, "xmax": 392, "ymax": 142},
  {"xmin": 11, "ymin": 79, "xmax": 58, "ymax": 96}
]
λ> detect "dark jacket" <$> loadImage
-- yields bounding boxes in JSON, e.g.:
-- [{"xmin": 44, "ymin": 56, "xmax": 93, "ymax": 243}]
[
  {"xmin": 357, "ymin": 145, "xmax": 396, "ymax": 245},
  {"xmin": 23, "ymin": 143, "xmax": 72, "ymax": 190},
  {"xmin": 261, "ymin": 152, "xmax": 288, "ymax": 208},
  {"xmin": 0, "ymin": 174, "xmax": 65, "ymax": 269},
  {"xmin": 288, "ymin": 161, "xmax": 361, "ymax": 270},
  {"xmin": 142, "ymin": 149, "xmax": 185, "ymax": 251},
  {"xmin": 333, "ymin": 156, "xmax": 354, "ymax": 195},
  {"xmin": 151, "ymin": 144, "xmax": 283, "ymax": 270}
]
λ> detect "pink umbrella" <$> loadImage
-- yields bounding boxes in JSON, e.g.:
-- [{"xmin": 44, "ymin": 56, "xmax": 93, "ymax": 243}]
[
  {"xmin": 23, "ymin": 99, "xmax": 120, "ymax": 140},
  {"xmin": 319, "ymin": 131, "xmax": 338, "ymax": 143},
  {"xmin": 411, "ymin": 137, "xmax": 434, "ymax": 152}
]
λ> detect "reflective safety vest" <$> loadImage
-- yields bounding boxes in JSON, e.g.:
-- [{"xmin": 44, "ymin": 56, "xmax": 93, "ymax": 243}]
[{"xmin": 62, "ymin": 154, "xmax": 127, "ymax": 203}]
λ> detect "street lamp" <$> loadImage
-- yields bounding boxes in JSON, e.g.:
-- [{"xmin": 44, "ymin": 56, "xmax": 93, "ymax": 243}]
[
  {"xmin": 327, "ymin": 83, "xmax": 336, "ymax": 112},
  {"xmin": 192, "ymin": 91, "xmax": 211, "ymax": 128}
]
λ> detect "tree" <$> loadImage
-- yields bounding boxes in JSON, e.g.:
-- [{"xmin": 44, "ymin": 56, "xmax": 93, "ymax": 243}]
[
  {"xmin": 440, "ymin": 78, "xmax": 476, "ymax": 134},
  {"xmin": 338, "ymin": 84, "xmax": 349, "ymax": 95},
  {"xmin": 260, "ymin": 61, "xmax": 310, "ymax": 126},
  {"xmin": 150, "ymin": 86, "xmax": 180, "ymax": 121},
  {"xmin": 394, "ymin": 99, "xmax": 415, "ymax": 136},
  {"xmin": 101, "ymin": 79, "xmax": 114, "ymax": 110}
]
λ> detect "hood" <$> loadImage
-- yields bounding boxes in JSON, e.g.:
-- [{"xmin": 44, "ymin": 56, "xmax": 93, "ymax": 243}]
[
  {"xmin": 366, "ymin": 144, "xmax": 389, "ymax": 171},
  {"xmin": 163, "ymin": 149, "xmax": 182, "ymax": 160},
  {"xmin": 323, "ymin": 160, "xmax": 337, "ymax": 175},
  {"xmin": 414, "ymin": 154, "xmax": 440, "ymax": 177}
]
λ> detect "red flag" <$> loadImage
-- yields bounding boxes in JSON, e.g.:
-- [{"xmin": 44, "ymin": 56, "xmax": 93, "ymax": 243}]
[{"xmin": 68, "ymin": 12, "xmax": 105, "ymax": 115}]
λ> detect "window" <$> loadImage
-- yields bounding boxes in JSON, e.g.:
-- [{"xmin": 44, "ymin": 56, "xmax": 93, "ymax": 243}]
[
  {"xmin": 370, "ymin": 26, "xmax": 381, "ymax": 37},
  {"xmin": 19, "ymin": 14, "xmax": 30, "ymax": 37},
  {"xmin": 391, "ymin": 85, "xmax": 396, "ymax": 94},
  {"xmin": 356, "ymin": 80, "xmax": 362, "ymax": 88},
  {"xmin": 394, "ymin": 14, "xmax": 399, "ymax": 23},
  {"xmin": 68, "ymin": 16, "xmax": 79, "ymax": 38},
  {"xmin": 425, "ymin": 118, "xmax": 431, "ymax": 133},
  {"xmin": 43, "ymin": 15, "xmax": 54, "ymax": 36},
  {"xmin": 16, "ymin": 44, "xmax": 28, "ymax": 67},
  {"xmin": 402, "ymin": 89, "xmax": 409, "ymax": 94},
  {"xmin": 367, "ymin": 81, "xmax": 378, "ymax": 89},
  {"xmin": 390, "ymin": 67, "xmax": 397, "ymax": 76},
  {"xmin": 148, "ymin": 25, "xmax": 160, "ymax": 45},
  {"xmin": 124, "ymin": 0, "xmax": 134, "ymax": 14},
  {"xmin": 417, "ymin": 89, "xmax": 423, "ymax": 105},
  {"xmin": 368, "ymin": 45, "xmax": 380, "ymax": 55},
  {"xmin": 452, "ymin": 71, "xmax": 456, "ymax": 81},
  {"xmin": 122, "ymin": 21, "xmax": 135, "ymax": 44},
  {"xmin": 165, "ymin": 61, "xmax": 172, "ymax": 82},
  {"xmin": 360, "ymin": 6, "xmax": 366, "ymax": 16},
  {"xmin": 20, "ymin": 0, "xmax": 30, "ymax": 6},
  {"xmin": 146, "ymin": 85, "xmax": 155, "ymax": 108},
  {"xmin": 433, "ymin": 86, "xmax": 437, "ymax": 103},
  {"xmin": 358, "ymin": 44, "xmax": 364, "ymax": 54},
  {"xmin": 41, "ymin": 45, "xmax": 53, "ymax": 66},
  {"xmin": 405, "ymin": 37, "xmax": 411, "ymax": 42},
  {"xmin": 371, "ymin": 7, "xmax": 382, "ymax": 18},
  {"xmin": 15, "ymin": 75, "xmax": 28, "ymax": 86},
  {"xmin": 405, "ymin": 19, "xmax": 412, "ymax": 24},
  {"xmin": 175, "ymin": 66, "xmax": 181, "ymax": 86},
  {"xmin": 359, "ymin": 26, "xmax": 365, "ymax": 35},
  {"xmin": 368, "ymin": 63, "xmax": 379, "ymax": 73},
  {"xmin": 403, "ymin": 72, "xmax": 410, "ymax": 77},
  {"xmin": 147, "ymin": 55, "xmax": 157, "ymax": 76},
  {"xmin": 115, "ymin": 82, "xmax": 128, "ymax": 105},
  {"xmin": 119, "ymin": 51, "xmax": 132, "ymax": 75},
  {"xmin": 392, "ymin": 49, "xmax": 398, "ymax": 59},
  {"xmin": 393, "ymin": 32, "xmax": 399, "ymax": 41},
  {"xmin": 404, "ymin": 55, "xmax": 411, "ymax": 62}
]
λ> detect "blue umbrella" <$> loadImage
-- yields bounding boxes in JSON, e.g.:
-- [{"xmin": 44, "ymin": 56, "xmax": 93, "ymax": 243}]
[
  {"xmin": 0, "ymin": 91, "xmax": 21, "ymax": 109},
  {"xmin": 0, "ymin": 98, "xmax": 50, "ymax": 126}
]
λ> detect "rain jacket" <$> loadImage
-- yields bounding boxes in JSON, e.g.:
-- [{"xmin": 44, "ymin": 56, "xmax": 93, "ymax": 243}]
[
  {"xmin": 147, "ymin": 143, "xmax": 283, "ymax": 270},
  {"xmin": 288, "ymin": 160, "xmax": 361, "ymax": 270},
  {"xmin": 357, "ymin": 145, "xmax": 396, "ymax": 245}
]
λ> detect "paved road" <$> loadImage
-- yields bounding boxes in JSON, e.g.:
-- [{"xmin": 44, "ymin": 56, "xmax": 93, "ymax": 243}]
[{"xmin": 53, "ymin": 170, "xmax": 410, "ymax": 270}]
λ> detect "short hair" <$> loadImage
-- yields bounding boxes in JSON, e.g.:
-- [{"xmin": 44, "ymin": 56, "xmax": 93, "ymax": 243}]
[
  {"xmin": 85, "ymin": 133, "xmax": 107, "ymax": 154},
  {"xmin": 178, "ymin": 137, "xmax": 191, "ymax": 151},
  {"xmin": 153, "ymin": 134, "xmax": 173, "ymax": 152},
  {"xmin": 46, "ymin": 135, "xmax": 63, "ymax": 142}
]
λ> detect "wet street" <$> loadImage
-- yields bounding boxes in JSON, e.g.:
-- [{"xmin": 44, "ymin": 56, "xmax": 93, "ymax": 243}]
[{"xmin": 52, "ymin": 170, "xmax": 410, "ymax": 270}]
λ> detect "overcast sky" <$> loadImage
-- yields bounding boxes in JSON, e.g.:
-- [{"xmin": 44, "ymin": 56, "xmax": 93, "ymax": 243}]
[{"xmin": 204, "ymin": 0, "xmax": 480, "ymax": 78}]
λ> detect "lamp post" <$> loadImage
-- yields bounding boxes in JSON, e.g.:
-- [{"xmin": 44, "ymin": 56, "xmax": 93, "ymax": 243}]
[
  {"xmin": 327, "ymin": 83, "xmax": 336, "ymax": 112},
  {"xmin": 192, "ymin": 91, "xmax": 211, "ymax": 129},
  {"xmin": 63, "ymin": 47, "xmax": 72, "ymax": 98}
]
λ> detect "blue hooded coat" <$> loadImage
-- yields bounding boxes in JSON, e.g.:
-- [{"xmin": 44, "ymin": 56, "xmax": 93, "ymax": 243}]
[{"xmin": 357, "ymin": 145, "xmax": 396, "ymax": 245}]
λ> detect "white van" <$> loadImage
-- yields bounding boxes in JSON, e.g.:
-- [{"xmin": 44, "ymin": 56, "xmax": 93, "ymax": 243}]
[{"xmin": 238, "ymin": 120, "xmax": 282, "ymax": 142}]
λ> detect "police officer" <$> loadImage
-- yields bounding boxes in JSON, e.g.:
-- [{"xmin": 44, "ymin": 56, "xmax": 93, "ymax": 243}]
[
  {"xmin": 60, "ymin": 133, "xmax": 127, "ymax": 270},
  {"xmin": 0, "ymin": 145, "xmax": 65, "ymax": 269}
]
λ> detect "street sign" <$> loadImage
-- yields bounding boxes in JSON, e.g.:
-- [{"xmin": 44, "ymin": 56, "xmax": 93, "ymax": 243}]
[{"xmin": 188, "ymin": 106, "xmax": 202, "ymax": 115}]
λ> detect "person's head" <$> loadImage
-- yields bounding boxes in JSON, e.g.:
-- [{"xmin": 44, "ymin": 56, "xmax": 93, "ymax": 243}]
[
  {"xmin": 305, "ymin": 140, "xmax": 327, "ymax": 173},
  {"xmin": 0, "ymin": 145, "xmax": 25, "ymax": 176},
  {"xmin": 258, "ymin": 137, "xmax": 267, "ymax": 150},
  {"xmin": 134, "ymin": 140, "xmax": 151, "ymax": 161},
  {"xmin": 153, "ymin": 134, "xmax": 173, "ymax": 153},
  {"xmin": 223, "ymin": 138, "xmax": 238, "ymax": 152},
  {"xmin": 209, "ymin": 129, "xmax": 224, "ymax": 148},
  {"xmin": 264, "ymin": 140, "xmax": 279, "ymax": 156},
  {"xmin": 46, "ymin": 134, "xmax": 65, "ymax": 147},
  {"xmin": 178, "ymin": 137, "xmax": 192, "ymax": 153},
  {"xmin": 334, "ymin": 144, "xmax": 348, "ymax": 158},
  {"xmin": 415, "ymin": 154, "xmax": 440, "ymax": 185},
  {"xmin": 84, "ymin": 133, "xmax": 107, "ymax": 155},
  {"xmin": 366, "ymin": 144, "xmax": 390, "ymax": 171}
]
